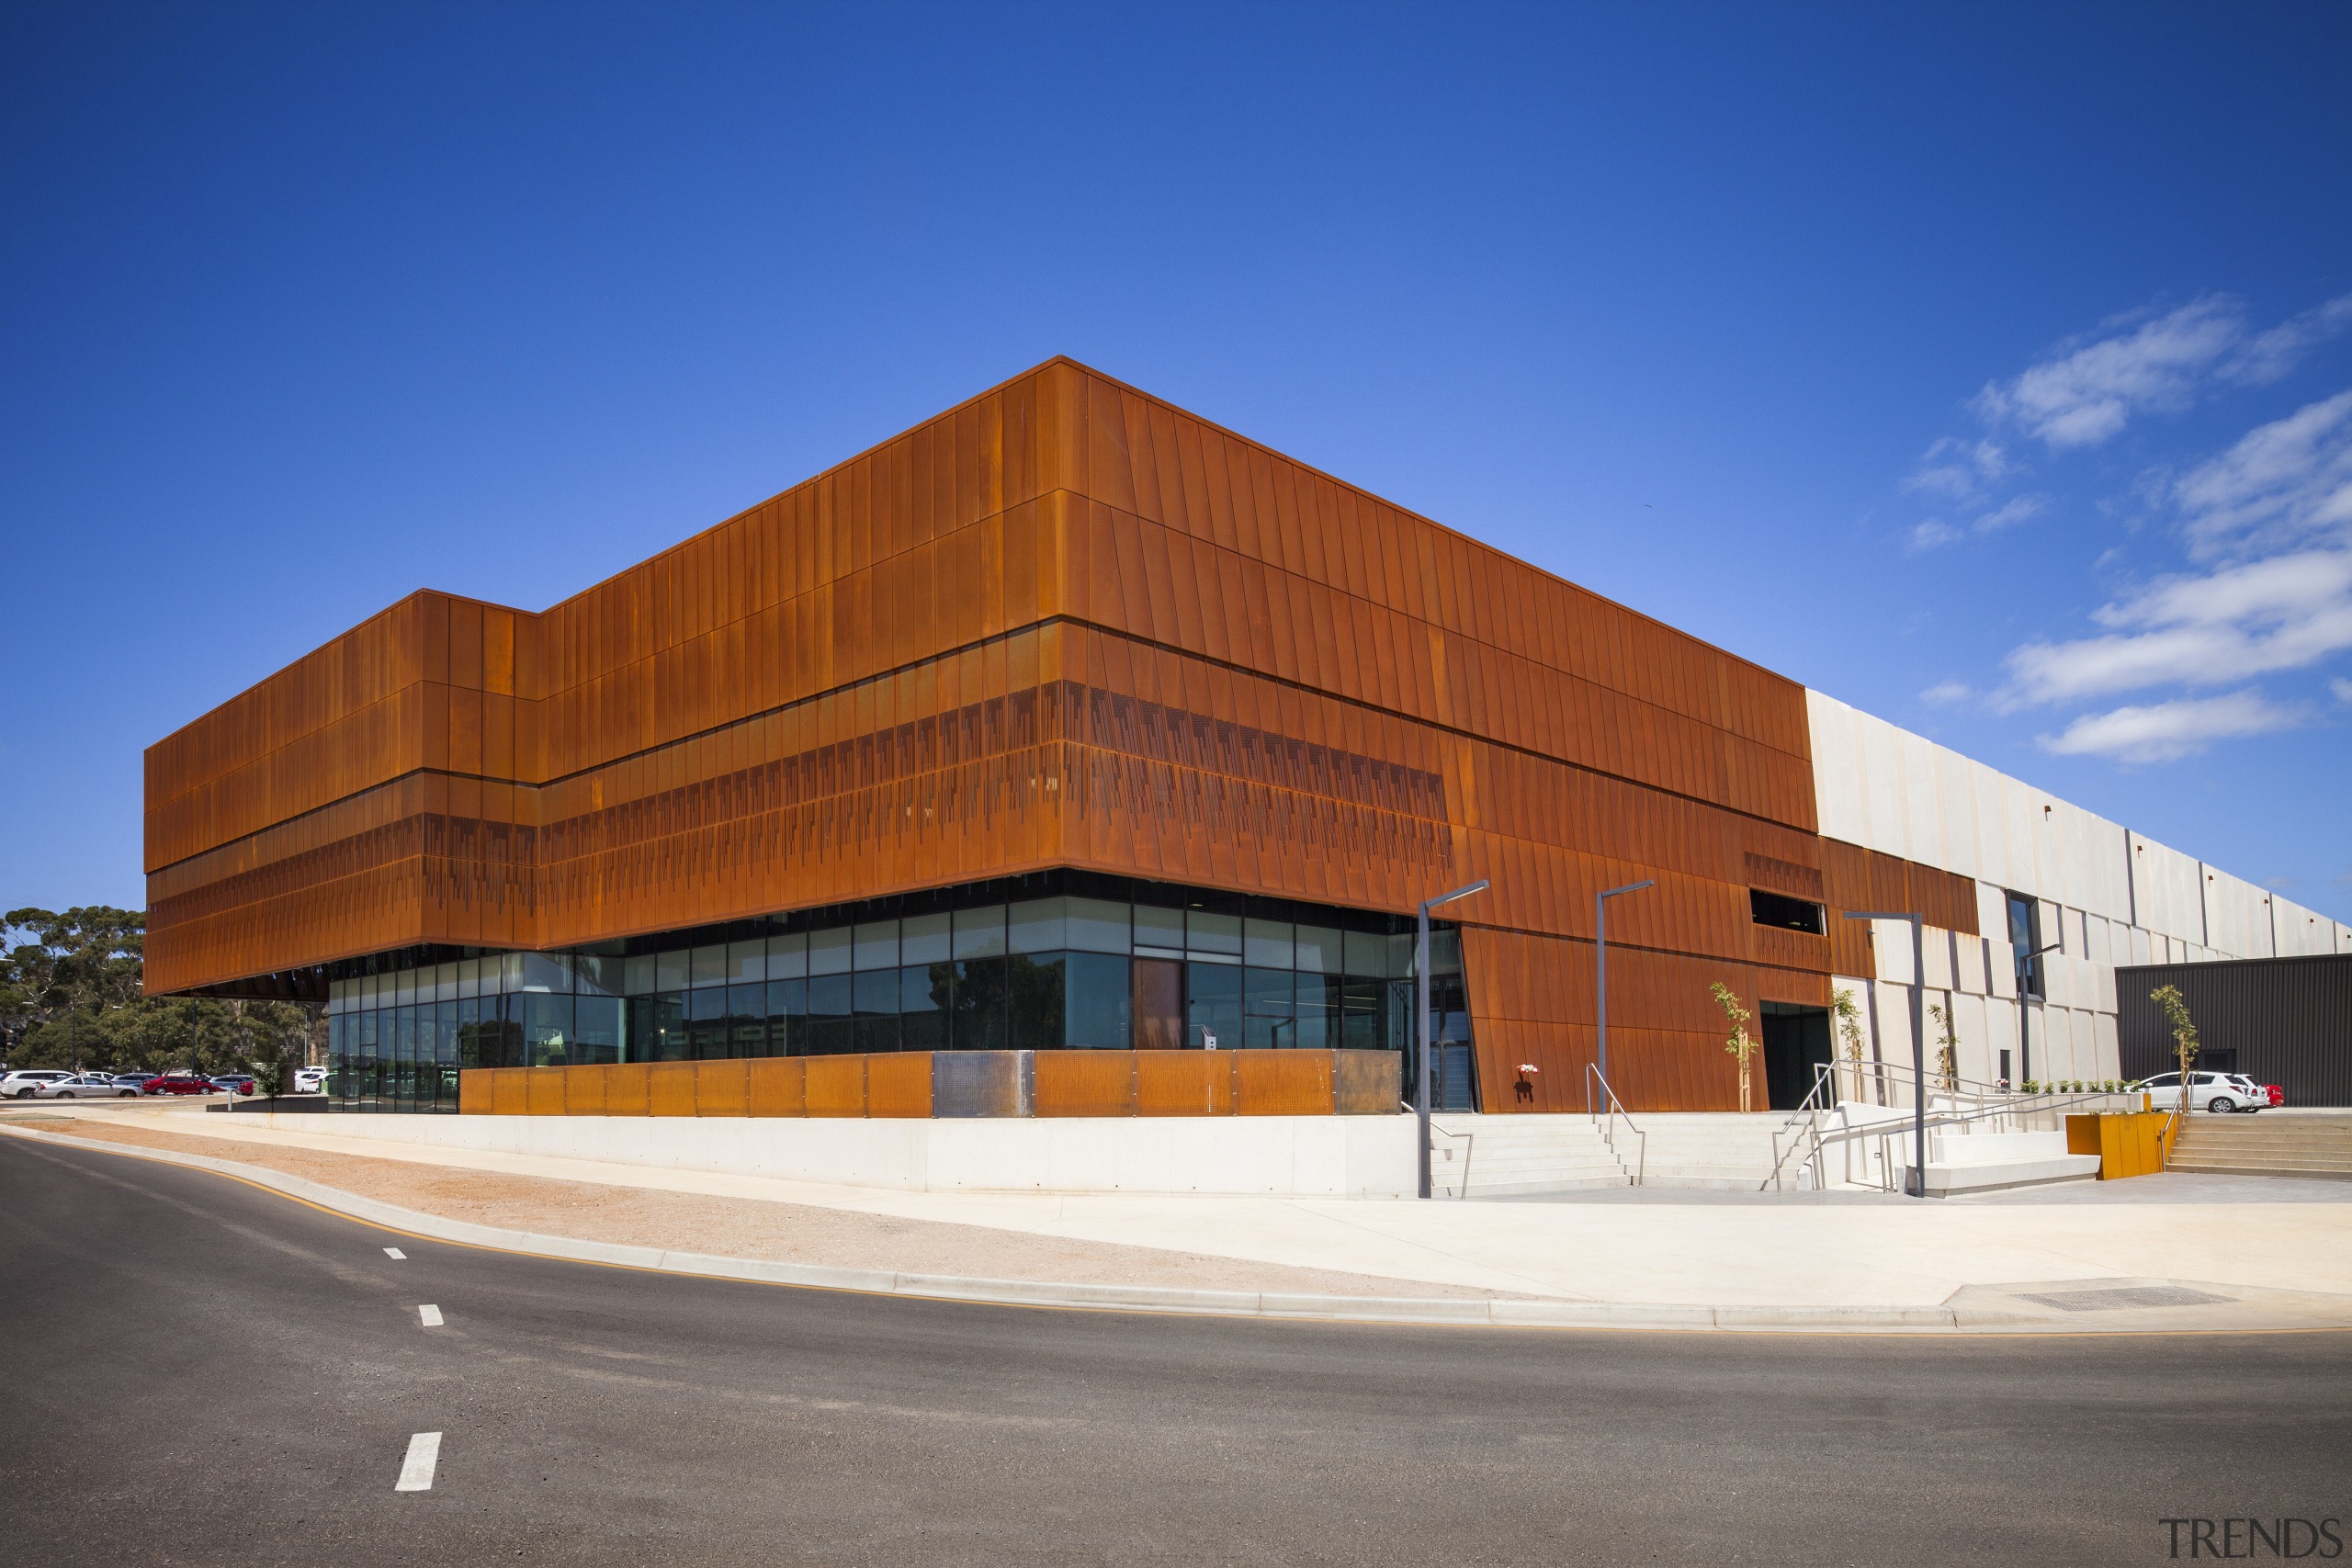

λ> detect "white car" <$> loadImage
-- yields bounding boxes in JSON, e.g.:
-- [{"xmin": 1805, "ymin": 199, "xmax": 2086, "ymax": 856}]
[
  {"xmin": 2137, "ymin": 1070, "xmax": 2261, "ymax": 1114},
  {"xmin": 293, "ymin": 1066, "xmax": 328, "ymax": 1094},
  {"xmin": 2, "ymin": 1069, "xmax": 77, "ymax": 1100}
]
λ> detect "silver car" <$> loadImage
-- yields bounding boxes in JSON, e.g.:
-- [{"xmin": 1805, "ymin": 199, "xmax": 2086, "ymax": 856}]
[{"xmin": 41, "ymin": 1073, "xmax": 141, "ymax": 1100}]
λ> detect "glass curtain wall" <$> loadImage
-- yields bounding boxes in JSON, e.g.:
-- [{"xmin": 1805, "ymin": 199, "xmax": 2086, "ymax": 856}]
[{"xmin": 324, "ymin": 874, "xmax": 1463, "ymax": 1111}]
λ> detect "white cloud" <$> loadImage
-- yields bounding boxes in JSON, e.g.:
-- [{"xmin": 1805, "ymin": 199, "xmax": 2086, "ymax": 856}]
[
  {"xmin": 1976, "ymin": 299, "xmax": 2245, "ymax": 447},
  {"xmin": 1920, "ymin": 680, "xmax": 1972, "ymax": 705},
  {"xmin": 1905, "ymin": 492, "xmax": 2046, "ymax": 552},
  {"xmin": 2038, "ymin": 690, "xmax": 2306, "ymax": 763},
  {"xmin": 1903, "ymin": 436, "xmax": 2011, "ymax": 501},
  {"xmin": 2228, "ymin": 294, "xmax": 2352, "ymax": 386},
  {"xmin": 2175, "ymin": 389, "xmax": 2352, "ymax": 558},
  {"xmin": 2002, "ymin": 548, "xmax": 2352, "ymax": 705},
  {"xmin": 1973, "ymin": 294, "xmax": 2352, "ymax": 449},
  {"xmin": 2333, "ymin": 676, "xmax": 2352, "ymax": 705}
]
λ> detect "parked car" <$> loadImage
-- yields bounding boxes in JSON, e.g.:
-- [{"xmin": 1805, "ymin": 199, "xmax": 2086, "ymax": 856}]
[
  {"xmin": 292, "ymin": 1066, "xmax": 328, "ymax": 1094},
  {"xmin": 141, "ymin": 1073, "xmax": 220, "ymax": 1096},
  {"xmin": 41, "ymin": 1073, "xmax": 140, "ymax": 1100},
  {"xmin": 110, "ymin": 1071, "xmax": 160, "ymax": 1090},
  {"xmin": 211, "ymin": 1075, "xmax": 257, "ymax": 1096},
  {"xmin": 2, "ymin": 1069, "xmax": 76, "ymax": 1100},
  {"xmin": 2266, "ymin": 1082, "xmax": 2288, "ymax": 1108},
  {"xmin": 2136, "ymin": 1070, "xmax": 2258, "ymax": 1113}
]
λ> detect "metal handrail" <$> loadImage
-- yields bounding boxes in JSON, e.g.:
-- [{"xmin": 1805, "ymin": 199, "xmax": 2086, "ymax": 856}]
[
  {"xmin": 1759, "ymin": 1058, "xmax": 2145, "ymax": 1191},
  {"xmin": 1585, "ymin": 1063, "xmax": 1646, "ymax": 1187},
  {"xmin": 1424, "ymin": 1110, "xmax": 1476, "ymax": 1199}
]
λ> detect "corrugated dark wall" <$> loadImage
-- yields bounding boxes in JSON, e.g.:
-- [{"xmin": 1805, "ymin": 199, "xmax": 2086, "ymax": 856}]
[{"xmin": 2117, "ymin": 954, "xmax": 2352, "ymax": 1107}]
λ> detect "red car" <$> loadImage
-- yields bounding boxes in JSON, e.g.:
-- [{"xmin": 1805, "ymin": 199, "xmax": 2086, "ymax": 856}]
[
  {"xmin": 2267, "ymin": 1084, "xmax": 2288, "ymax": 1108},
  {"xmin": 142, "ymin": 1073, "xmax": 220, "ymax": 1096}
]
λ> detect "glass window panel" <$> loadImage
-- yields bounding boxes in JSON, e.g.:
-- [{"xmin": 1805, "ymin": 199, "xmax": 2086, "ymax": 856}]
[
  {"xmin": 575, "ymin": 997, "xmax": 624, "ymax": 1065},
  {"xmin": 1295, "ymin": 926, "xmax": 1344, "ymax": 975},
  {"xmin": 456, "ymin": 959, "xmax": 480, "ymax": 999},
  {"xmin": 1064, "ymin": 898, "xmax": 1132, "ymax": 954},
  {"xmin": 1295, "ymin": 974, "xmax": 1340, "ymax": 1051},
  {"xmin": 727, "ymin": 940, "xmax": 766, "ymax": 986},
  {"xmin": 1008, "ymin": 898, "xmax": 1065, "ymax": 955},
  {"xmin": 765, "ymin": 977, "xmax": 807, "ymax": 1056},
  {"xmin": 806, "ymin": 973, "xmax": 855, "ymax": 1055},
  {"xmin": 948, "ymin": 957, "xmax": 1008, "ymax": 1050},
  {"xmin": 727, "ymin": 984, "xmax": 768, "ymax": 1058},
  {"xmin": 1431, "ymin": 930, "xmax": 1463, "ymax": 976},
  {"xmin": 1064, "ymin": 953, "xmax": 1132, "ymax": 1048},
  {"xmin": 622, "ymin": 953, "xmax": 657, "ymax": 996},
  {"xmin": 899, "ymin": 964, "xmax": 948, "ymax": 1051},
  {"xmin": 1009, "ymin": 952, "xmax": 1066, "ymax": 1051},
  {"xmin": 524, "ymin": 994, "xmax": 572, "ymax": 1067},
  {"xmin": 854, "ymin": 969, "xmax": 900, "ymax": 1053},
  {"xmin": 1243, "ymin": 919, "xmax": 1294, "ymax": 969},
  {"xmin": 953, "ymin": 906, "xmax": 1007, "ymax": 959},
  {"xmin": 502, "ymin": 953, "xmax": 526, "ymax": 992},
  {"xmin": 900, "ymin": 911, "xmax": 952, "ymax": 964},
  {"xmin": 434, "ymin": 962, "xmax": 459, "ymax": 1003},
  {"xmin": 1133, "ymin": 904, "xmax": 1185, "ymax": 954},
  {"xmin": 808, "ymin": 927, "xmax": 854, "ymax": 975},
  {"xmin": 1187, "ymin": 910, "xmax": 1241, "ymax": 956},
  {"xmin": 853, "ymin": 920, "xmax": 899, "ymax": 971},
  {"xmin": 656, "ymin": 950, "xmax": 689, "ymax": 992},
  {"xmin": 1244, "ymin": 966, "xmax": 1295, "ymax": 1049},
  {"xmin": 1185, "ymin": 963, "xmax": 1242, "ymax": 1051},
  {"xmin": 574, "ymin": 953, "xmax": 622, "ymax": 998},
  {"xmin": 767, "ymin": 931, "xmax": 808, "ymax": 980},
  {"xmin": 395, "ymin": 970, "xmax": 417, "ymax": 1007},
  {"xmin": 1374, "ymin": 933, "xmax": 1407, "ymax": 979},
  {"xmin": 519, "ymin": 953, "xmax": 569, "ymax": 994},
  {"xmin": 691, "ymin": 945, "xmax": 727, "ymax": 988},
  {"xmin": 630, "ymin": 993, "xmax": 687, "ymax": 1063},
  {"xmin": 687, "ymin": 987, "xmax": 730, "ymax": 1059}
]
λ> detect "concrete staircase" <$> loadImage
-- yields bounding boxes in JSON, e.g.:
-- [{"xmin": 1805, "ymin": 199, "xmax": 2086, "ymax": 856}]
[
  {"xmin": 1633, "ymin": 1113, "xmax": 1792, "ymax": 1190},
  {"xmin": 2168, "ymin": 1114, "xmax": 2352, "ymax": 1179},
  {"xmin": 1428, "ymin": 1114, "xmax": 1631, "ymax": 1197}
]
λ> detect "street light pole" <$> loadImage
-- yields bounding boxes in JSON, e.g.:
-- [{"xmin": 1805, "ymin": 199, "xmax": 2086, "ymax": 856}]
[
  {"xmin": 1418, "ymin": 878, "xmax": 1491, "ymax": 1201},
  {"xmin": 2015, "ymin": 940, "xmax": 2060, "ymax": 1088},
  {"xmin": 1594, "ymin": 880, "xmax": 1654, "ymax": 1089},
  {"xmin": 1843, "ymin": 910, "xmax": 1927, "ymax": 1199}
]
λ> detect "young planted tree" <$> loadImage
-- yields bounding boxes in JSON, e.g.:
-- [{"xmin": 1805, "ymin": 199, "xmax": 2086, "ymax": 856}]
[
  {"xmin": 1710, "ymin": 981, "xmax": 1758, "ymax": 1112},
  {"xmin": 1831, "ymin": 987, "xmax": 1869, "ymax": 1104},
  {"xmin": 2150, "ymin": 985, "xmax": 2199, "ymax": 1111},
  {"xmin": 1926, "ymin": 999, "xmax": 1962, "ymax": 1094}
]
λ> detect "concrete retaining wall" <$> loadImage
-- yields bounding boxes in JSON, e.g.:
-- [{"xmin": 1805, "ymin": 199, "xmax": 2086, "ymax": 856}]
[{"xmin": 250, "ymin": 1110, "xmax": 1419, "ymax": 1198}]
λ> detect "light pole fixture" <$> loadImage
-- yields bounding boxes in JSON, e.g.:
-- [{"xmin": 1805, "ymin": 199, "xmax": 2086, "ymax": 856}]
[
  {"xmin": 1418, "ymin": 878, "xmax": 1491, "ymax": 1201},
  {"xmin": 1843, "ymin": 909, "xmax": 1928, "ymax": 1199},
  {"xmin": 1594, "ymin": 880, "xmax": 1654, "ymax": 1089},
  {"xmin": 2015, "ymin": 940, "xmax": 2060, "ymax": 1089}
]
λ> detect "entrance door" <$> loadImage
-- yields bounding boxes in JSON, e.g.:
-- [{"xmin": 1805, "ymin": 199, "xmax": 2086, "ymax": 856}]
[
  {"xmin": 1132, "ymin": 958, "xmax": 1184, "ymax": 1050},
  {"xmin": 1760, "ymin": 1003, "xmax": 1833, "ymax": 1111}
]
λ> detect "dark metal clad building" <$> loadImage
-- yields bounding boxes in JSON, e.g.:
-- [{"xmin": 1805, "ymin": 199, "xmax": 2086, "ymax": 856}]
[{"xmin": 2117, "ymin": 954, "xmax": 2352, "ymax": 1108}]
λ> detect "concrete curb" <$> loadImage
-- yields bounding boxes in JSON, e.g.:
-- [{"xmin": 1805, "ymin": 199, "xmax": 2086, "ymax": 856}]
[{"xmin": 0, "ymin": 1122, "xmax": 2316, "ymax": 1336}]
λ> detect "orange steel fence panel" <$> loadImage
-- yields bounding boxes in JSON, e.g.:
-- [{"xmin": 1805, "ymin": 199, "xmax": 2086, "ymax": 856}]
[{"xmin": 1034, "ymin": 1051, "xmax": 1138, "ymax": 1117}]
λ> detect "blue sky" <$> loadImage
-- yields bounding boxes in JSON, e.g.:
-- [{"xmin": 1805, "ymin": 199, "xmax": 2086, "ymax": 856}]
[{"xmin": 4, "ymin": 2, "xmax": 2348, "ymax": 920}]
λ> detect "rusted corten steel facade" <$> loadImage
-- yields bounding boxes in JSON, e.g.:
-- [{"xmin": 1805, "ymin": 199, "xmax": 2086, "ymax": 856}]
[{"xmin": 144, "ymin": 357, "xmax": 1975, "ymax": 1111}]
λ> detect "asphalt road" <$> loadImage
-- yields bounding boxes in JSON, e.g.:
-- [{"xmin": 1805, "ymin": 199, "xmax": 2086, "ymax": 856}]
[{"xmin": 3, "ymin": 1135, "xmax": 2346, "ymax": 1567}]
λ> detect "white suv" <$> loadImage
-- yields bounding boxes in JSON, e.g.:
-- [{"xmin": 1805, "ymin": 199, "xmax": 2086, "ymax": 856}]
[
  {"xmin": 2, "ymin": 1070, "xmax": 75, "ymax": 1100},
  {"xmin": 2137, "ymin": 1070, "xmax": 2260, "ymax": 1114}
]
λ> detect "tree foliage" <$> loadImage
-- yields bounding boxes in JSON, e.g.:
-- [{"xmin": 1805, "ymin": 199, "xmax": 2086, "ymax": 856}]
[{"xmin": 1, "ymin": 908, "xmax": 317, "ymax": 1075}]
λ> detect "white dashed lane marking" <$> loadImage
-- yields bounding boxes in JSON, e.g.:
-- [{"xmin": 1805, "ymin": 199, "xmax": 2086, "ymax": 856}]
[
  {"xmin": 395, "ymin": 1431, "xmax": 442, "ymax": 1492},
  {"xmin": 418, "ymin": 1304, "xmax": 444, "ymax": 1327},
  {"xmin": 383, "ymin": 1247, "xmax": 405, "ymax": 1259}
]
